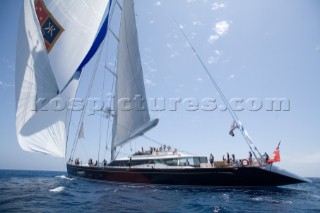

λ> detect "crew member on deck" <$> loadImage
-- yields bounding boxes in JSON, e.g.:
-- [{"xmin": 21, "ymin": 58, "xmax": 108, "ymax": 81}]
[
  {"xmin": 227, "ymin": 153, "xmax": 230, "ymax": 165},
  {"xmin": 263, "ymin": 152, "xmax": 269, "ymax": 164},
  {"xmin": 103, "ymin": 159, "xmax": 107, "ymax": 167},
  {"xmin": 185, "ymin": 159, "xmax": 190, "ymax": 166},
  {"xmin": 249, "ymin": 151, "xmax": 253, "ymax": 165},
  {"xmin": 209, "ymin": 154, "xmax": 214, "ymax": 167},
  {"xmin": 88, "ymin": 158, "xmax": 93, "ymax": 166}
]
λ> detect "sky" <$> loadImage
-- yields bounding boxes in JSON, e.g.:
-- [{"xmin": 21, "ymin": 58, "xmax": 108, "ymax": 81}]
[{"xmin": 1, "ymin": 0, "xmax": 320, "ymax": 177}]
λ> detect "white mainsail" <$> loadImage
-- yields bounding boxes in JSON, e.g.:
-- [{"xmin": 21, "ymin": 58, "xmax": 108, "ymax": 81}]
[
  {"xmin": 15, "ymin": 0, "xmax": 109, "ymax": 157},
  {"xmin": 112, "ymin": 0, "xmax": 158, "ymax": 156}
]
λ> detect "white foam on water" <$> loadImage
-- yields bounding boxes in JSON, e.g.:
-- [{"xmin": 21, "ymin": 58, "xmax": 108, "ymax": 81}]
[
  {"xmin": 55, "ymin": 175, "xmax": 74, "ymax": 180},
  {"xmin": 251, "ymin": 196, "xmax": 293, "ymax": 204},
  {"xmin": 49, "ymin": 186, "xmax": 65, "ymax": 193}
]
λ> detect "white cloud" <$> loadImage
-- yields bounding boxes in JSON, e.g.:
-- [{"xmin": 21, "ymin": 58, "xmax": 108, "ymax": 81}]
[
  {"xmin": 149, "ymin": 20, "xmax": 155, "ymax": 24},
  {"xmin": 149, "ymin": 68, "xmax": 157, "ymax": 73},
  {"xmin": 144, "ymin": 79, "xmax": 156, "ymax": 86},
  {"xmin": 208, "ymin": 34, "xmax": 219, "ymax": 44},
  {"xmin": 170, "ymin": 52, "xmax": 178, "ymax": 58},
  {"xmin": 192, "ymin": 21, "xmax": 202, "ymax": 26},
  {"xmin": 229, "ymin": 74, "xmax": 235, "ymax": 79},
  {"xmin": 214, "ymin": 20, "xmax": 231, "ymax": 36},
  {"xmin": 215, "ymin": 49, "xmax": 222, "ymax": 56},
  {"xmin": 211, "ymin": 2, "xmax": 226, "ymax": 11},
  {"xmin": 191, "ymin": 32, "xmax": 197, "ymax": 39},
  {"xmin": 2, "ymin": 57, "xmax": 15, "ymax": 72},
  {"xmin": 155, "ymin": 1, "xmax": 161, "ymax": 6},
  {"xmin": 184, "ymin": 42, "xmax": 190, "ymax": 48},
  {"xmin": 197, "ymin": 78, "xmax": 203, "ymax": 82},
  {"xmin": 208, "ymin": 56, "xmax": 216, "ymax": 64},
  {"xmin": 144, "ymin": 48, "xmax": 152, "ymax": 53},
  {"xmin": 0, "ymin": 80, "xmax": 15, "ymax": 88},
  {"xmin": 207, "ymin": 49, "xmax": 222, "ymax": 64}
]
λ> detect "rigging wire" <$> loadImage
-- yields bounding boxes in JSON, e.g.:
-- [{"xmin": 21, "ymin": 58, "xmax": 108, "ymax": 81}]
[
  {"xmin": 69, "ymin": 38, "xmax": 107, "ymax": 160},
  {"xmin": 103, "ymin": 0, "xmax": 121, "ymax": 161},
  {"xmin": 97, "ymin": 56, "xmax": 107, "ymax": 162},
  {"xmin": 171, "ymin": 17, "xmax": 263, "ymax": 159},
  {"xmin": 70, "ymin": 0, "xmax": 116, "ymax": 161}
]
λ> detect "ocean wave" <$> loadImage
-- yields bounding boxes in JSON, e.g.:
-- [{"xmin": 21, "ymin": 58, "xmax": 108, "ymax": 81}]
[
  {"xmin": 49, "ymin": 186, "xmax": 65, "ymax": 193},
  {"xmin": 251, "ymin": 197, "xmax": 293, "ymax": 204},
  {"xmin": 55, "ymin": 175, "xmax": 74, "ymax": 180}
]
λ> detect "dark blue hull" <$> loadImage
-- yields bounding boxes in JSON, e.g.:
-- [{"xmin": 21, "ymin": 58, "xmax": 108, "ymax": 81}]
[{"xmin": 67, "ymin": 164, "xmax": 308, "ymax": 187}]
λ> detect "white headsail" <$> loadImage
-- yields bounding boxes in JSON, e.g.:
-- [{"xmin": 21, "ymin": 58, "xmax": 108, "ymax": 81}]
[
  {"xmin": 15, "ymin": 0, "xmax": 109, "ymax": 157},
  {"xmin": 112, "ymin": 0, "xmax": 159, "ymax": 157}
]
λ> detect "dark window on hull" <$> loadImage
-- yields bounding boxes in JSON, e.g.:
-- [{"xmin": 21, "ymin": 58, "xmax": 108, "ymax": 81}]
[{"xmin": 109, "ymin": 157, "xmax": 207, "ymax": 167}]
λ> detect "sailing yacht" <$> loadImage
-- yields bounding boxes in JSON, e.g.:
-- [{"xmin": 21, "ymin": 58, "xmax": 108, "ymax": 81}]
[{"xmin": 16, "ymin": 0, "xmax": 309, "ymax": 187}]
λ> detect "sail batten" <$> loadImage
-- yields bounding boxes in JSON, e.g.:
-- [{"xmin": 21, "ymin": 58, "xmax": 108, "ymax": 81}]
[{"xmin": 112, "ymin": 0, "xmax": 157, "ymax": 150}]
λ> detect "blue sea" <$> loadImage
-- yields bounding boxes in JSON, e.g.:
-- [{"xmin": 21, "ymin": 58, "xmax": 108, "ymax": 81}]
[{"xmin": 0, "ymin": 170, "xmax": 319, "ymax": 212}]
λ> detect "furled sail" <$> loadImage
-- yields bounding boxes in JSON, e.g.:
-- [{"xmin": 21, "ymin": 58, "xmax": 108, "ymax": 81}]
[
  {"xmin": 15, "ymin": 0, "xmax": 109, "ymax": 157},
  {"xmin": 112, "ymin": 0, "xmax": 159, "ymax": 151}
]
